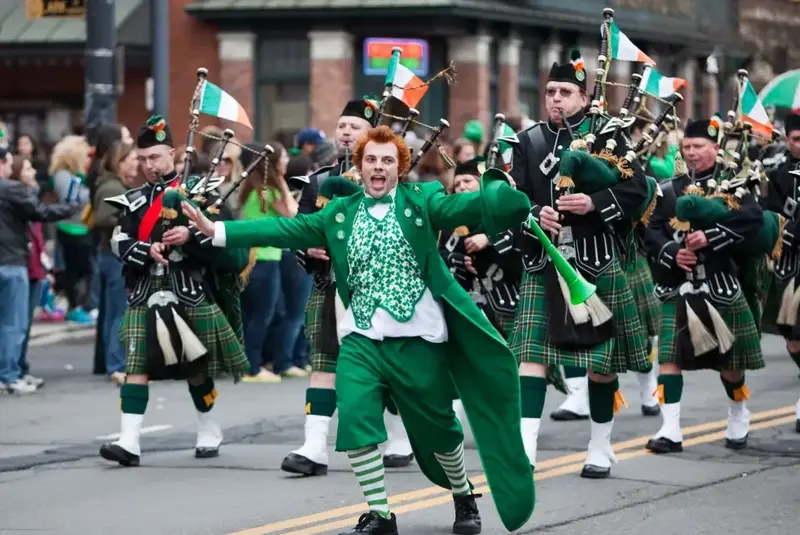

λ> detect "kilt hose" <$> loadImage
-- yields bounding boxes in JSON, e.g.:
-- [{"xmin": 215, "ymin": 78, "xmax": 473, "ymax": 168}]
[
  {"xmin": 120, "ymin": 299, "xmax": 249, "ymax": 379},
  {"xmin": 306, "ymin": 285, "xmax": 338, "ymax": 374},
  {"xmin": 625, "ymin": 254, "xmax": 661, "ymax": 338},
  {"xmin": 657, "ymin": 293, "xmax": 765, "ymax": 371},
  {"xmin": 509, "ymin": 261, "xmax": 650, "ymax": 375}
]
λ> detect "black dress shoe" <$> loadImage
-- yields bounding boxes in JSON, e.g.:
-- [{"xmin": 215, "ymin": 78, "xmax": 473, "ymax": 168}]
[
  {"xmin": 725, "ymin": 434, "xmax": 748, "ymax": 450},
  {"xmin": 195, "ymin": 447, "xmax": 219, "ymax": 459},
  {"xmin": 99, "ymin": 443, "xmax": 140, "ymax": 467},
  {"xmin": 641, "ymin": 404, "xmax": 661, "ymax": 417},
  {"xmin": 383, "ymin": 454, "xmax": 414, "ymax": 468},
  {"xmin": 580, "ymin": 464, "xmax": 610, "ymax": 479},
  {"xmin": 550, "ymin": 409, "xmax": 589, "ymax": 421},
  {"xmin": 338, "ymin": 512, "xmax": 398, "ymax": 534},
  {"xmin": 281, "ymin": 453, "xmax": 328, "ymax": 476},
  {"xmin": 452, "ymin": 493, "xmax": 482, "ymax": 534},
  {"xmin": 645, "ymin": 437, "xmax": 683, "ymax": 454}
]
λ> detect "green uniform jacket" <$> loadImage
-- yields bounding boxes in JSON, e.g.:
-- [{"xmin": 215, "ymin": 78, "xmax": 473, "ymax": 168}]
[{"xmin": 221, "ymin": 179, "xmax": 535, "ymax": 532}]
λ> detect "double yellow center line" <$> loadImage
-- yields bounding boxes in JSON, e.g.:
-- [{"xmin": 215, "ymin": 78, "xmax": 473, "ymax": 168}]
[{"xmin": 229, "ymin": 405, "xmax": 796, "ymax": 535}]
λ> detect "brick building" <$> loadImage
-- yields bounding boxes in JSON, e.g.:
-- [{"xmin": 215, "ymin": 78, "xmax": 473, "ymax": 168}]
[{"xmin": 0, "ymin": 0, "xmax": 746, "ymax": 149}]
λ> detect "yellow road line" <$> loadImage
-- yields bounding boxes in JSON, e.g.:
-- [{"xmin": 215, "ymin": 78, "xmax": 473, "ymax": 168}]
[{"xmin": 229, "ymin": 405, "xmax": 795, "ymax": 535}]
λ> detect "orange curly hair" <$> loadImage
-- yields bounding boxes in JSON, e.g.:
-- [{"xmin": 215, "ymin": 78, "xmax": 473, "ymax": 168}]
[{"xmin": 352, "ymin": 125, "xmax": 412, "ymax": 179}]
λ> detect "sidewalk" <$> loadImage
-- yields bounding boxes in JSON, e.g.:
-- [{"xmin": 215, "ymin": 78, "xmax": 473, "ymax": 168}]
[{"xmin": 29, "ymin": 320, "xmax": 96, "ymax": 347}]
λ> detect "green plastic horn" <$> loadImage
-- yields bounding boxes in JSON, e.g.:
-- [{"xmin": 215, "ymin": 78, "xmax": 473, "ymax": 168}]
[{"xmin": 524, "ymin": 214, "xmax": 597, "ymax": 305}]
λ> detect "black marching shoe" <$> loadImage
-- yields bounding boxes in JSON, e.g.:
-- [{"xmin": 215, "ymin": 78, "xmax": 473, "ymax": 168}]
[
  {"xmin": 195, "ymin": 446, "xmax": 219, "ymax": 459},
  {"xmin": 99, "ymin": 443, "xmax": 140, "ymax": 467},
  {"xmin": 645, "ymin": 437, "xmax": 683, "ymax": 454},
  {"xmin": 549, "ymin": 409, "xmax": 589, "ymax": 421},
  {"xmin": 281, "ymin": 453, "xmax": 328, "ymax": 476},
  {"xmin": 452, "ymin": 493, "xmax": 482, "ymax": 535},
  {"xmin": 338, "ymin": 512, "xmax": 398, "ymax": 535},
  {"xmin": 383, "ymin": 453, "xmax": 414, "ymax": 468},
  {"xmin": 579, "ymin": 464, "xmax": 610, "ymax": 479},
  {"xmin": 641, "ymin": 404, "xmax": 661, "ymax": 417},
  {"xmin": 724, "ymin": 434, "xmax": 748, "ymax": 450}
]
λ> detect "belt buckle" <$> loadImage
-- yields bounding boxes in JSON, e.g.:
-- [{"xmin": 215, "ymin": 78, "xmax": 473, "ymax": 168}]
[{"xmin": 558, "ymin": 225, "xmax": 573, "ymax": 244}]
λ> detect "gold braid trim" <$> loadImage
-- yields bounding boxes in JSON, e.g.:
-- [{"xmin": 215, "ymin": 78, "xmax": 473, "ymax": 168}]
[
  {"xmin": 453, "ymin": 226, "xmax": 470, "ymax": 237},
  {"xmin": 595, "ymin": 151, "xmax": 619, "ymax": 167},
  {"xmin": 640, "ymin": 191, "xmax": 658, "ymax": 227},
  {"xmin": 316, "ymin": 195, "xmax": 330, "ymax": 209},
  {"xmin": 773, "ymin": 214, "xmax": 787, "ymax": 262},
  {"xmin": 556, "ymin": 175, "xmax": 575, "ymax": 189},
  {"xmin": 239, "ymin": 247, "xmax": 258, "ymax": 286},
  {"xmin": 683, "ymin": 184, "xmax": 705, "ymax": 197},
  {"xmin": 207, "ymin": 206, "xmax": 220, "ymax": 215},
  {"xmin": 617, "ymin": 160, "xmax": 634, "ymax": 179},
  {"xmin": 570, "ymin": 139, "xmax": 588, "ymax": 152},
  {"xmin": 160, "ymin": 207, "xmax": 178, "ymax": 220},
  {"xmin": 670, "ymin": 217, "xmax": 690, "ymax": 232}
]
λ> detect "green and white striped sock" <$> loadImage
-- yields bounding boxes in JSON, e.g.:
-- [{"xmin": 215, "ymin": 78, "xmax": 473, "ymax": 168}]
[
  {"xmin": 434, "ymin": 443, "xmax": 471, "ymax": 496},
  {"xmin": 347, "ymin": 446, "xmax": 391, "ymax": 518}
]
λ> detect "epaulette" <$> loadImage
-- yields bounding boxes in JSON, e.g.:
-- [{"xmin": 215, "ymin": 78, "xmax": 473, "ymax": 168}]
[{"xmin": 518, "ymin": 120, "xmax": 544, "ymax": 136}]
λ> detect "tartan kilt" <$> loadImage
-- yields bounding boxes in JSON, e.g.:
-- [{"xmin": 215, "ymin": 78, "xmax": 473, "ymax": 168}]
[
  {"xmin": 306, "ymin": 285, "xmax": 338, "ymax": 373},
  {"xmin": 739, "ymin": 255, "xmax": 771, "ymax": 336},
  {"xmin": 120, "ymin": 299, "xmax": 249, "ymax": 379},
  {"xmin": 761, "ymin": 270, "xmax": 787, "ymax": 337},
  {"xmin": 625, "ymin": 255, "xmax": 660, "ymax": 338},
  {"xmin": 658, "ymin": 293, "xmax": 765, "ymax": 370},
  {"xmin": 509, "ymin": 261, "xmax": 650, "ymax": 374}
]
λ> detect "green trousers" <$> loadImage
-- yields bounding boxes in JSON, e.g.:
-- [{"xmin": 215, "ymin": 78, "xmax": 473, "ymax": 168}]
[{"xmin": 335, "ymin": 333, "xmax": 463, "ymax": 456}]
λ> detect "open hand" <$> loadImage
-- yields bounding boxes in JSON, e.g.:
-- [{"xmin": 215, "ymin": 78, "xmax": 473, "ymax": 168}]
[
  {"xmin": 162, "ymin": 226, "xmax": 190, "ymax": 246},
  {"xmin": 307, "ymin": 248, "xmax": 330, "ymax": 261},
  {"xmin": 556, "ymin": 193, "xmax": 595, "ymax": 215},
  {"xmin": 181, "ymin": 201, "xmax": 215, "ymax": 237},
  {"xmin": 675, "ymin": 248, "xmax": 697, "ymax": 272},
  {"xmin": 464, "ymin": 234, "xmax": 489, "ymax": 254},
  {"xmin": 150, "ymin": 242, "xmax": 168, "ymax": 266},
  {"xmin": 685, "ymin": 231, "xmax": 708, "ymax": 251},
  {"xmin": 539, "ymin": 206, "xmax": 561, "ymax": 234}
]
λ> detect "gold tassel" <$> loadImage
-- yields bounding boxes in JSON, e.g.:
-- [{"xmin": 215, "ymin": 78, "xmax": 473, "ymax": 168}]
[
  {"xmin": 640, "ymin": 191, "xmax": 658, "ymax": 227},
  {"xmin": 453, "ymin": 226, "xmax": 470, "ymax": 237},
  {"xmin": 239, "ymin": 247, "xmax": 258, "ymax": 286},
  {"xmin": 316, "ymin": 195, "xmax": 330, "ymax": 209},
  {"xmin": 191, "ymin": 195, "xmax": 206, "ymax": 205},
  {"xmin": 305, "ymin": 402, "xmax": 311, "ymax": 415},
  {"xmin": 569, "ymin": 139, "xmax": 588, "ymax": 152},
  {"xmin": 773, "ymin": 215, "xmax": 787, "ymax": 262},
  {"xmin": 683, "ymin": 184, "xmax": 705, "ymax": 197},
  {"xmin": 556, "ymin": 175, "xmax": 575, "ymax": 189},
  {"xmin": 438, "ymin": 142, "xmax": 455, "ymax": 170},
  {"xmin": 616, "ymin": 161, "xmax": 634, "ymax": 179},
  {"xmin": 595, "ymin": 151, "xmax": 619, "ymax": 167},
  {"xmin": 613, "ymin": 390, "xmax": 629, "ymax": 414},
  {"xmin": 160, "ymin": 207, "xmax": 178, "ymax": 220},
  {"xmin": 674, "ymin": 150, "xmax": 687, "ymax": 176},
  {"xmin": 207, "ymin": 206, "xmax": 220, "ymax": 215},
  {"xmin": 669, "ymin": 217, "xmax": 690, "ymax": 232},
  {"xmin": 653, "ymin": 384, "xmax": 665, "ymax": 405},
  {"xmin": 648, "ymin": 344, "xmax": 658, "ymax": 363}
]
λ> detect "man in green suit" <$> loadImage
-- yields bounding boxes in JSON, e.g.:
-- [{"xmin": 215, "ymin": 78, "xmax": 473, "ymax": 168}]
[{"xmin": 182, "ymin": 126, "xmax": 535, "ymax": 535}]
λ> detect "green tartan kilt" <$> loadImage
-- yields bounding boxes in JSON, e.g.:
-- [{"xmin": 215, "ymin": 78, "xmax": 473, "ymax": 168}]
[
  {"xmin": 120, "ymin": 298, "xmax": 249, "ymax": 379},
  {"xmin": 509, "ymin": 261, "xmax": 650, "ymax": 374},
  {"xmin": 761, "ymin": 271, "xmax": 787, "ymax": 337},
  {"xmin": 306, "ymin": 285, "xmax": 338, "ymax": 374},
  {"xmin": 625, "ymin": 255, "xmax": 661, "ymax": 338},
  {"xmin": 658, "ymin": 293, "xmax": 765, "ymax": 370}
]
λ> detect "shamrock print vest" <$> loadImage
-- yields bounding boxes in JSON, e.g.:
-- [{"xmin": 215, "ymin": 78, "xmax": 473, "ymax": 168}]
[{"xmin": 346, "ymin": 199, "xmax": 427, "ymax": 329}]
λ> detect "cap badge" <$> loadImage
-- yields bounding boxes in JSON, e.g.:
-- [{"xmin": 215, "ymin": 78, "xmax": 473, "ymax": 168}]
[
  {"xmin": 156, "ymin": 130, "xmax": 166, "ymax": 142},
  {"xmin": 364, "ymin": 107, "xmax": 373, "ymax": 119},
  {"xmin": 576, "ymin": 69, "xmax": 585, "ymax": 82}
]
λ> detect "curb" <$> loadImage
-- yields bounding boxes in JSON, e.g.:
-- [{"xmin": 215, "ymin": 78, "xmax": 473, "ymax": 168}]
[{"xmin": 29, "ymin": 323, "xmax": 96, "ymax": 347}]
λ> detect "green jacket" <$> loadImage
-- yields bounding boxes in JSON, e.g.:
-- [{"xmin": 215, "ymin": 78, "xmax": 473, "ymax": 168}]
[{"xmin": 221, "ymin": 179, "xmax": 535, "ymax": 532}]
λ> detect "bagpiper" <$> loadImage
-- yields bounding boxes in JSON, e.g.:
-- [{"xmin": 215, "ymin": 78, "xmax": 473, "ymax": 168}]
[
  {"xmin": 760, "ymin": 111, "xmax": 800, "ymax": 432},
  {"xmin": 282, "ymin": 99, "xmax": 414, "ymax": 477},
  {"xmin": 508, "ymin": 47, "xmax": 653, "ymax": 478},
  {"xmin": 643, "ymin": 117, "xmax": 767, "ymax": 455},
  {"xmin": 98, "ymin": 115, "xmax": 250, "ymax": 466},
  {"xmin": 184, "ymin": 124, "xmax": 536, "ymax": 535}
]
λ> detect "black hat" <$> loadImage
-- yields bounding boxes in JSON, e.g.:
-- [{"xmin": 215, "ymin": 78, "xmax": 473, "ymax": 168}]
[
  {"xmin": 683, "ymin": 118, "xmax": 719, "ymax": 142},
  {"xmin": 341, "ymin": 99, "xmax": 377, "ymax": 125},
  {"xmin": 785, "ymin": 113, "xmax": 800, "ymax": 135},
  {"xmin": 137, "ymin": 114, "xmax": 173, "ymax": 149},
  {"xmin": 547, "ymin": 48, "xmax": 587, "ymax": 91},
  {"xmin": 454, "ymin": 158, "xmax": 482, "ymax": 177}
]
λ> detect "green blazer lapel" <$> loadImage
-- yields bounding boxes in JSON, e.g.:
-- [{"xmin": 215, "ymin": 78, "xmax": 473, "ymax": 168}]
[
  {"xmin": 326, "ymin": 194, "xmax": 361, "ymax": 306},
  {"xmin": 394, "ymin": 183, "xmax": 431, "ymax": 274}
]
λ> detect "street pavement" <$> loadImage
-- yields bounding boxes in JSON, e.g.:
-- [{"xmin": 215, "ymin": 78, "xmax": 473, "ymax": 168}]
[{"xmin": 1, "ymin": 334, "xmax": 799, "ymax": 535}]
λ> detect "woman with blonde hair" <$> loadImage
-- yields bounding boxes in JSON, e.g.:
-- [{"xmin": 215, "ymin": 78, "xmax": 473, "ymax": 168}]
[
  {"xmin": 50, "ymin": 135, "xmax": 94, "ymax": 324},
  {"xmin": 92, "ymin": 141, "xmax": 139, "ymax": 385}
]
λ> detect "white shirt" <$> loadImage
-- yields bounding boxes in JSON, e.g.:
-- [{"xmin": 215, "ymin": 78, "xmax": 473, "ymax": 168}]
[{"xmin": 212, "ymin": 188, "xmax": 448, "ymax": 344}]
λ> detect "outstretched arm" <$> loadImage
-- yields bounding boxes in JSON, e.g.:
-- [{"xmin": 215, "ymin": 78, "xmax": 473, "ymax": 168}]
[{"xmin": 426, "ymin": 178, "xmax": 531, "ymax": 234}]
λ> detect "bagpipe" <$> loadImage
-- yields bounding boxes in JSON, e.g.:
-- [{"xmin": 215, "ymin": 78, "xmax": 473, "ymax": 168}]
[
  {"xmin": 668, "ymin": 69, "xmax": 784, "ymax": 368},
  {"xmin": 146, "ymin": 67, "xmax": 274, "ymax": 379}
]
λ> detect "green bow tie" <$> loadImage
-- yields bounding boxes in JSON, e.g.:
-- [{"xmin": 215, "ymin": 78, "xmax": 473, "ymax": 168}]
[{"xmin": 363, "ymin": 194, "xmax": 393, "ymax": 208}]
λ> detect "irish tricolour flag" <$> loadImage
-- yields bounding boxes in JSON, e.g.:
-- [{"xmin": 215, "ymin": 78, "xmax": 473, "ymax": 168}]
[
  {"xmin": 497, "ymin": 122, "xmax": 519, "ymax": 172},
  {"xmin": 642, "ymin": 67, "xmax": 688, "ymax": 98},
  {"xmin": 199, "ymin": 80, "xmax": 253, "ymax": 129},
  {"xmin": 385, "ymin": 52, "xmax": 428, "ymax": 109},
  {"xmin": 740, "ymin": 79, "xmax": 774, "ymax": 138},
  {"xmin": 607, "ymin": 21, "xmax": 655, "ymax": 65}
]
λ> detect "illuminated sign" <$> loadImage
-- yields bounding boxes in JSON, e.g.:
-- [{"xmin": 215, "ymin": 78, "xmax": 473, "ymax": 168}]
[
  {"xmin": 26, "ymin": 0, "xmax": 86, "ymax": 19},
  {"xmin": 363, "ymin": 38, "xmax": 429, "ymax": 77}
]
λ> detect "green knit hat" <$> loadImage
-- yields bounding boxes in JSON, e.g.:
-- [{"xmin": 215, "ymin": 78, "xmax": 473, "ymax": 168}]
[{"xmin": 463, "ymin": 120, "xmax": 484, "ymax": 143}]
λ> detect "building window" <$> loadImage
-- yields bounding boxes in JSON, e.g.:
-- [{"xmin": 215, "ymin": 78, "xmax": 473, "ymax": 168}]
[
  {"xmin": 518, "ymin": 43, "xmax": 539, "ymax": 120},
  {"xmin": 256, "ymin": 38, "xmax": 310, "ymax": 142}
]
